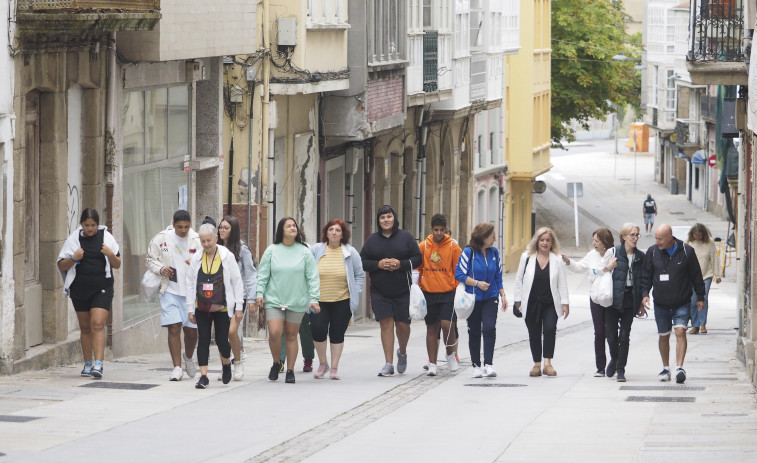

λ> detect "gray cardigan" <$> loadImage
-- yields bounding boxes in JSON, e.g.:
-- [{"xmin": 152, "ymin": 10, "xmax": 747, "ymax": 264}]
[
  {"xmin": 237, "ymin": 242, "xmax": 257, "ymax": 302},
  {"xmin": 311, "ymin": 242, "xmax": 365, "ymax": 312}
]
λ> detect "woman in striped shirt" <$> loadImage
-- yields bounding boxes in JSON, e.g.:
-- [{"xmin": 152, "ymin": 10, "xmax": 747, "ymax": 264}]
[{"xmin": 310, "ymin": 219, "xmax": 365, "ymax": 380}]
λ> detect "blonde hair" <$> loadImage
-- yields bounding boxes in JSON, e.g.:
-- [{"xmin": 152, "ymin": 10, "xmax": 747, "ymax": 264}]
[
  {"xmin": 527, "ymin": 227, "xmax": 560, "ymax": 256},
  {"xmin": 619, "ymin": 223, "xmax": 640, "ymax": 244}
]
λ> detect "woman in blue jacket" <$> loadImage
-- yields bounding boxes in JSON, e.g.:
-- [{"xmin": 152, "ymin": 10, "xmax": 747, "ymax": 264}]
[{"xmin": 455, "ymin": 223, "xmax": 508, "ymax": 378}]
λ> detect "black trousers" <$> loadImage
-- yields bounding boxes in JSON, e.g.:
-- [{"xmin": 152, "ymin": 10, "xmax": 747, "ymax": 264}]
[
  {"xmin": 196, "ymin": 310, "xmax": 231, "ymax": 367},
  {"xmin": 604, "ymin": 288, "xmax": 636, "ymax": 371},
  {"xmin": 525, "ymin": 300, "xmax": 558, "ymax": 362}
]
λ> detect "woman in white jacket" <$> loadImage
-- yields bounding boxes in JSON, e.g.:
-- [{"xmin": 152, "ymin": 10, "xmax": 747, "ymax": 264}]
[
  {"xmin": 186, "ymin": 223, "xmax": 244, "ymax": 389},
  {"xmin": 513, "ymin": 227, "xmax": 569, "ymax": 377},
  {"xmin": 562, "ymin": 228, "xmax": 618, "ymax": 377}
]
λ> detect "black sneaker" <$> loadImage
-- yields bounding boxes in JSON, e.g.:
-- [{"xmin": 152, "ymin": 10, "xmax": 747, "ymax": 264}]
[
  {"xmin": 285, "ymin": 369, "xmax": 295, "ymax": 384},
  {"xmin": 195, "ymin": 375, "xmax": 209, "ymax": 389},
  {"xmin": 616, "ymin": 370, "xmax": 626, "ymax": 382},
  {"xmin": 269, "ymin": 362, "xmax": 281, "ymax": 381},
  {"xmin": 222, "ymin": 363, "xmax": 232, "ymax": 384},
  {"xmin": 675, "ymin": 368, "xmax": 686, "ymax": 384},
  {"xmin": 91, "ymin": 363, "xmax": 103, "ymax": 379},
  {"xmin": 606, "ymin": 359, "xmax": 617, "ymax": 378}
]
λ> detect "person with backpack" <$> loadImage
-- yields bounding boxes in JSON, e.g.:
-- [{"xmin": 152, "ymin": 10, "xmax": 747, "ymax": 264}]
[{"xmin": 643, "ymin": 194, "xmax": 657, "ymax": 234}]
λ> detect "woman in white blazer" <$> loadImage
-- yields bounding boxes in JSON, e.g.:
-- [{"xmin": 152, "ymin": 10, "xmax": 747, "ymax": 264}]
[
  {"xmin": 513, "ymin": 227, "xmax": 569, "ymax": 377},
  {"xmin": 186, "ymin": 223, "xmax": 244, "ymax": 389}
]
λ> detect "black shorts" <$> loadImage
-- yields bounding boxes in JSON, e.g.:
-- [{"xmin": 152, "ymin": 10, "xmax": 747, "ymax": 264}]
[
  {"xmin": 423, "ymin": 291, "xmax": 455, "ymax": 325},
  {"xmin": 71, "ymin": 288, "xmax": 114, "ymax": 312},
  {"xmin": 370, "ymin": 290, "xmax": 410, "ymax": 324}
]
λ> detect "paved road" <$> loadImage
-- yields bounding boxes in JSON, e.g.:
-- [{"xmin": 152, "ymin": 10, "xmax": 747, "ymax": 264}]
[{"xmin": 0, "ymin": 139, "xmax": 755, "ymax": 462}]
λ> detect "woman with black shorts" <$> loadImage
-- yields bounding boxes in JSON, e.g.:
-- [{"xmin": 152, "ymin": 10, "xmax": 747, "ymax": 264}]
[{"xmin": 57, "ymin": 208, "xmax": 121, "ymax": 379}]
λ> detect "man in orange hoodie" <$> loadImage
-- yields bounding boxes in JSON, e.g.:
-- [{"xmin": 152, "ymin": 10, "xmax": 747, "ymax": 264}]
[{"xmin": 416, "ymin": 214, "xmax": 462, "ymax": 376}]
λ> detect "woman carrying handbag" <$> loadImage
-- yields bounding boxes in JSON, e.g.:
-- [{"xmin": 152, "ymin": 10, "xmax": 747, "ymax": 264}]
[{"xmin": 562, "ymin": 228, "xmax": 617, "ymax": 377}]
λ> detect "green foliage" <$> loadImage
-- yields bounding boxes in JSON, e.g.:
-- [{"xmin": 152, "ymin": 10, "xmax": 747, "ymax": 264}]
[{"xmin": 551, "ymin": 0, "xmax": 642, "ymax": 147}]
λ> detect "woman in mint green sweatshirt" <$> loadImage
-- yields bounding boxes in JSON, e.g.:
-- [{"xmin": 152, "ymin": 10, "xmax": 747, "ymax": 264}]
[{"xmin": 256, "ymin": 217, "xmax": 320, "ymax": 384}]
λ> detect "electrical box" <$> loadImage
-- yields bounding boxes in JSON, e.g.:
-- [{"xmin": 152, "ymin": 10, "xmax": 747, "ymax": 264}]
[
  {"xmin": 278, "ymin": 18, "xmax": 297, "ymax": 46},
  {"xmin": 246, "ymin": 66, "xmax": 257, "ymax": 82},
  {"xmin": 230, "ymin": 85, "xmax": 244, "ymax": 104},
  {"xmin": 186, "ymin": 61, "xmax": 202, "ymax": 81}
]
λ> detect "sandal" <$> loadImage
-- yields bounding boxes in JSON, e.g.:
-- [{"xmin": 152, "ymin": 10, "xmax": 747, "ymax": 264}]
[{"xmin": 330, "ymin": 368, "xmax": 340, "ymax": 380}]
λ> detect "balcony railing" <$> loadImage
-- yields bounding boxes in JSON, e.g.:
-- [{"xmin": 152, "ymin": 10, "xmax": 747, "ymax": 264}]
[
  {"xmin": 18, "ymin": 1, "xmax": 159, "ymax": 10},
  {"xmin": 675, "ymin": 119, "xmax": 705, "ymax": 148},
  {"xmin": 422, "ymin": 30, "xmax": 438, "ymax": 92},
  {"xmin": 688, "ymin": 0, "xmax": 744, "ymax": 62}
]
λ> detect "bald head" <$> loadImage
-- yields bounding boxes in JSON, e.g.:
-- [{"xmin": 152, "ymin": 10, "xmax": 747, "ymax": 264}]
[{"xmin": 654, "ymin": 224, "xmax": 674, "ymax": 250}]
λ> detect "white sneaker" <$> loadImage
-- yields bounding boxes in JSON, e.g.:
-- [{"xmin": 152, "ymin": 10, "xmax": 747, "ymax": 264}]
[
  {"xmin": 241, "ymin": 349, "xmax": 248, "ymax": 361},
  {"xmin": 169, "ymin": 366, "xmax": 183, "ymax": 381},
  {"xmin": 471, "ymin": 366, "xmax": 483, "ymax": 378},
  {"xmin": 427, "ymin": 363, "xmax": 438, "ymax": 376},
  {"xmin": 234, "ymin": 361, "xmax": 245, "ymax": 381},
  {"xmin": 183, "ymin": 353, "xmax": 197, "ymax": 379},
  {"xmin": 446, "ymin": 353, "xmax": 459, "ymax": 372},
  {"xmin": 483, "ymin": 365, "xmax": 497, "ymax": 377},
  {"xmin": 423, "ymin": 360, "xmax": 430, "ymax": 370}
]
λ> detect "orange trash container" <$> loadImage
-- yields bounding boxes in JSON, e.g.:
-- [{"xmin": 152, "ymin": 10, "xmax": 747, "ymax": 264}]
[{"xmin": 628, "ymin": 122, "xmax": 649, "ymax": 152}]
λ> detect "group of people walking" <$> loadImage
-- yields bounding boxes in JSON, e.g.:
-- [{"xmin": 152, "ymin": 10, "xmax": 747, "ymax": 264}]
[{"xmin": 57, "ymin": 200, "xmax": 719, "ymax": 387}]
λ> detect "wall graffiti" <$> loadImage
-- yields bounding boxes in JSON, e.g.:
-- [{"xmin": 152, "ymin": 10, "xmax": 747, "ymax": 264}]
[{"xmin": 67, "ymin": 183, "xmax": 80, "ymax": 234}]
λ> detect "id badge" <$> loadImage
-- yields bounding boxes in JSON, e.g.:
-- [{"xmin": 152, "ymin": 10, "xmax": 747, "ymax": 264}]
[
  {"xmin": 659, "ymin": 274, "xmax": 669, "ymax": 282},
  {"xmin": 203, "ymin": 283, "xmax": 214, "ymax": 291}
]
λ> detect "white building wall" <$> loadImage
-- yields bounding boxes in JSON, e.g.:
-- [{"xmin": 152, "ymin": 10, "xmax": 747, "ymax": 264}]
[
  {"xmin": 0, "ymin": 0, "xmax": 16, "ymax": 362},
  {"xmin": 118, "ymin": 0, "xmax": 257, "ymax": 61}
]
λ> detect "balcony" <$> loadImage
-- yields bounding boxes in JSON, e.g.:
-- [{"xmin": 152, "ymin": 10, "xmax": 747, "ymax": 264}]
[
  {"xmin": 423, "ymin": 31, "xmax": 438, "ymax": 92},
  {"xmin": 686, "ymin": 0, "xmax": 746, "ymax": 85},
  {"xmin": 675, "ymin": 119, "xmax": 705, "ymax": 154},
  {"xmin": 16, "ymin": 0, "xmax": 160, "ymax": 46}
]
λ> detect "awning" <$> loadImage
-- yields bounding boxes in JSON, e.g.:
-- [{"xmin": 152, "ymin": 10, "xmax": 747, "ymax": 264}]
[{"xmin": 692, "ymin": 151, "xmax": 706, "ymax": 165}]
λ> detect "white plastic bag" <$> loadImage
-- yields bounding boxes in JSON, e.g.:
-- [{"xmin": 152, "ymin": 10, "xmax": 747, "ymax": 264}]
[
  {"xmin": 141, "ymin": 270, "xmax": 162, "ymax": 301},
  {"xmin": 409, "ymin": 283, "xmax": 427, "ymax": 320},
  {"xmin": 590, "ymin": 272, "xmax": 613, "ymax": 307},
  {"xmin": 454, "ymin": 282, "xmax": 475, "ymax": 320}
]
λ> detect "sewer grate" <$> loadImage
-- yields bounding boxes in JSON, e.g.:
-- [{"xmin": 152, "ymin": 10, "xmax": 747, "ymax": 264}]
[
  {"xmin": 463, "ymin": 383, "xmax": 527, "ymax": 388},
  {"xmin": 626, "ymin": 396, "xmax": 695, "ymax": 403},
  {"xmin": 619, "ymin": 385, "xmax": 704, "ymax": 391},
  {"xmin": 79, "ymin": 382, "xmax": 158, "ymax": 390},
  {"xmin": 0, "ymin": 415, "xmax": 41, "ymax": 423}
]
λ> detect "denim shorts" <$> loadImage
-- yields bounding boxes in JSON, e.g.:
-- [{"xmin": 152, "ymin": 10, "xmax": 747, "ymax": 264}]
[{"xmin": 654, "ymin": 304, "xmax": 689, "ymax": 335}]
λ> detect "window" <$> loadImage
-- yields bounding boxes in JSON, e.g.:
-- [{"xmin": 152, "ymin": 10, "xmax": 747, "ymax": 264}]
[
  {"xmin": 666, "ymin": 69, "xmax": 676, "ymax": 110},
  {"xmin": 489, "ymin": 132, "xmax": 495, "ymax": 164},
  {"xmin": 122, "ymin": 85, "xmax": 191, "ymax": 325},
  {"xmin": 694, "ymin": 166, "xmax": 700, "ymax": 189},
  {"xmin": 477, "ymin": 189, "xmax": 486, "ymax": 223},
  {"xmin": 423, "ymin": 0, "xmax": 432, "ymax": 28},
  {"xmin": 649, "ymin": 65, "xmax": 658, "ymax": 106}
]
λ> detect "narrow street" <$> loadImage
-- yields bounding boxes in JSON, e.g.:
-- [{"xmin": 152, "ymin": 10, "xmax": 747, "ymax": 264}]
[{"xmin": 1, "ymin": 140, "xmax": 755, "ymax": 462}]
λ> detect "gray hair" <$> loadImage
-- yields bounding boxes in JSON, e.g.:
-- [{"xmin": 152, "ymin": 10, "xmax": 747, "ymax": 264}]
[{"xmin": 199, "ymin": 223, "xmax": 217, "ymax": 237}]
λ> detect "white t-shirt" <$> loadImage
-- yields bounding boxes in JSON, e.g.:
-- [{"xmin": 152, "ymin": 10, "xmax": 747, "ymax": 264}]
[
  {"xmin": 626, "ymin": 252, "xmax": 634, "ymax": 287},
  {"xmin": 165, "ymin": 231, "xmax": 191, "ymax": 296}
]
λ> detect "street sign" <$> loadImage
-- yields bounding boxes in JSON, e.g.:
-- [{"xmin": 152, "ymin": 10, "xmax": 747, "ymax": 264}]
[
  {"xmin": 567, "ymin": 182, "xmax": 583, "ymax": 198},
  {"xmin": 708, "ymin": 154, "xmax": 717, "ymax": 167}
]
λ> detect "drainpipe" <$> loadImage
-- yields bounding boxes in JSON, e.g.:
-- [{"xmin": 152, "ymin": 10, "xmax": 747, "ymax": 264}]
[
  {"xmin": 261, "ymin": 0, "xmax": 274, "ymax": 247},
  {"xmin": 247, "ymin": 82, "xmax": 255, "ymax": 246},
  {"xmin": 104, "ymin": 32, "xmax": 118, "ymax": 348}
]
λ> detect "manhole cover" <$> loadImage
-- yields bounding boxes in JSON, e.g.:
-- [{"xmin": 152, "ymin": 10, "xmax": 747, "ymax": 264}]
[
  {"xmin": 0, "ymin": 415, "xmax": 41, "ymax": 423},
  {"xmin": 620, "ymin": 385, "xmax": 704, "ymax": 391},
  {"xmin": 626, "ymin": 396, "xmax": 695, "ymax": 403},
  {"xmin": 463, "ymin": 383, "xmax": 527, "ymax": 387},
  {"xmin": 79, "ymin": 382, "xmax": 158, "ymax": 390}
]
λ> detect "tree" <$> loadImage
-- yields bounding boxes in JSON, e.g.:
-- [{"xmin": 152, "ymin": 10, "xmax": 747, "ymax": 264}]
[{"xmin": 551, "ymin": 0, "xmax": 642, "ymax": 147}]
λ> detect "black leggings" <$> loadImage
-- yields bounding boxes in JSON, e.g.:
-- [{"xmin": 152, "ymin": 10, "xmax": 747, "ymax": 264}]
[
  {"xmin": 525, "ymin": 300, "xmax": 558, "ymax": 362},
  {"xmin": 310, "ymin": 299, "xmax": 352, "ymax": 343},
  {"xmin": 196, "ymin": 310, "xmax": 231, "ymax": 367}
]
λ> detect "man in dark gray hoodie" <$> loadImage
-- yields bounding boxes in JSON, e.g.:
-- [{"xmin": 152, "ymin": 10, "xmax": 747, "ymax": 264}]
[{"xmin": 360, "ymin": 205, "xmax": 422, "ymax": 376}]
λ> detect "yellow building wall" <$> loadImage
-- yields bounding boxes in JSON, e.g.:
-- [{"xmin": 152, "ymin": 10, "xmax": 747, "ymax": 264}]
[{"xmin": 504, "ymin": 0, "xmax": 552, "ymax": 272}]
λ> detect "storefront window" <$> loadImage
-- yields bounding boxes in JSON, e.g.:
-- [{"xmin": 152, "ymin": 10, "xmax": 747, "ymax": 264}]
[{"xmin": 122, "ymin": 86, "xmax": 191, "ymax": 325}]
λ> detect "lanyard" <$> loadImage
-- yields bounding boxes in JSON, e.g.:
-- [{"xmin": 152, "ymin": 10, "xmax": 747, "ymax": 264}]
[{"xmin": 203, "ymin": 249, "xmax": 218, "ymax": 275}]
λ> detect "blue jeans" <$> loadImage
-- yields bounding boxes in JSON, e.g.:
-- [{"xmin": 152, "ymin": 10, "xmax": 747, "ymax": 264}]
[
  {"xmin": 654, "ymin": 304, "xmax": 690, "ymax": 335},
  {"xmin": 467, "ymin": 298, "xmax": 498, "ymax": 367},
  {"xmin": 689, "ymin": 277, "xmax": 713, "ymax": 328}
]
